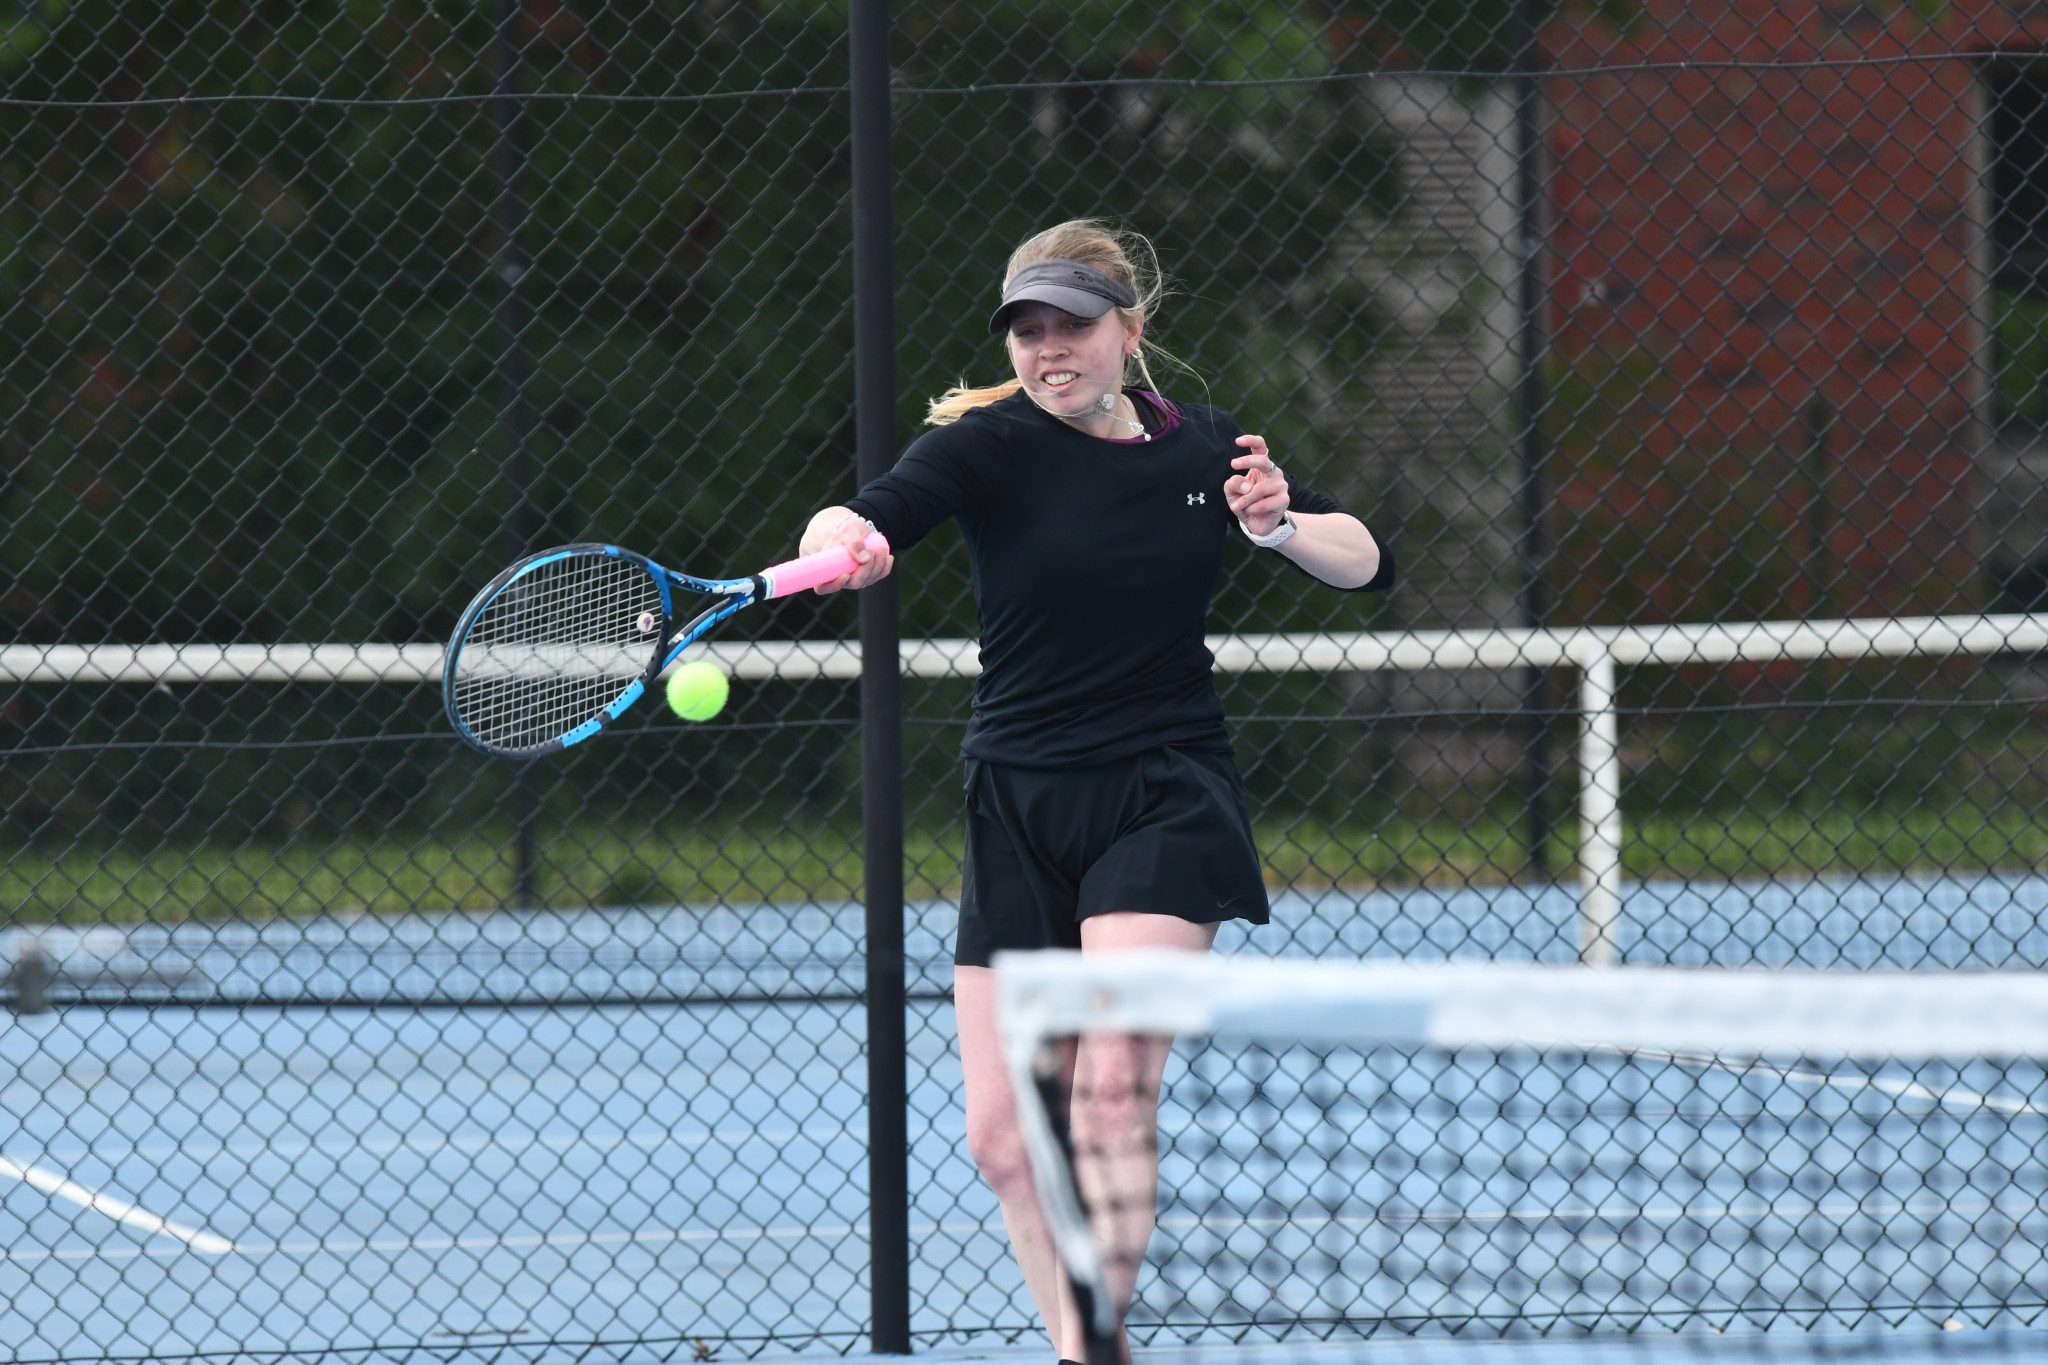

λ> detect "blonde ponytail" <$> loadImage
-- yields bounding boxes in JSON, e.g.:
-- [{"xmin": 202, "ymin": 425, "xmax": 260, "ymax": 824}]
[
  {"xmin": 924, "ymin": 218, "xmax": 1194, "ymax": 426},
  {"xmin": 926, "ymin": 378, "xmax": 1023, "ymax": 425}
]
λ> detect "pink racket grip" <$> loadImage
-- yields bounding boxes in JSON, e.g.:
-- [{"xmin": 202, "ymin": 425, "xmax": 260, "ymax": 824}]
[{"xmin": 758, "ymin": 531, "xmax": 890, "ymax": 599}]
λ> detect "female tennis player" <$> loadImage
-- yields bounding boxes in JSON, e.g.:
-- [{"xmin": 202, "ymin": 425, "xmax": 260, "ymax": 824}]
[{"xmin": 798, "ymin": 220, "xmax": 1391, "ymax": 1362}]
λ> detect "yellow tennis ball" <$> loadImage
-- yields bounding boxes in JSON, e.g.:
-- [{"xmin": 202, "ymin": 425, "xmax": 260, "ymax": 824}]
[{"xmin": 664, "ymin": 661, "xmax": 729, "ymax": 722}]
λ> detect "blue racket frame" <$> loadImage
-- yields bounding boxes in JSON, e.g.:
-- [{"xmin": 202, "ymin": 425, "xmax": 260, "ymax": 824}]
[{"xmin": 443, "ymin": 543, "xmax": 768, "ymax": 760}]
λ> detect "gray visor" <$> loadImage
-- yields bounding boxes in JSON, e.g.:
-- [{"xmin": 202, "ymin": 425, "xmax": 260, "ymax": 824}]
[{"xmin": 988, "ymin": 258, "xmax": 1139, "ymax": 335}]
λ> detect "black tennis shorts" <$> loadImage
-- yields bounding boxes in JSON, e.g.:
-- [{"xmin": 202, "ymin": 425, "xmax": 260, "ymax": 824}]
[{"xmin": 954, "ymin": 745, "xmax": 1271, "ymax": 968}]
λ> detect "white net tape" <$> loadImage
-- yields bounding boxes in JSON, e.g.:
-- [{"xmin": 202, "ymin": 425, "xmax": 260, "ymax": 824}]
[{"xmin": 995, "ymin": 955, "xmax": 2048, "ymax": 1062}]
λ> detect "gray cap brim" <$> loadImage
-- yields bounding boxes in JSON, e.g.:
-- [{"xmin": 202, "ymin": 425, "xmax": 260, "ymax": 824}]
[
  {"xmin": 987, "ymin": 258, "xmax": 1139, "ymax": 335},
  {"xmin": 988, "ymin": 284, "xmax": 1120, "ymax": 335}
]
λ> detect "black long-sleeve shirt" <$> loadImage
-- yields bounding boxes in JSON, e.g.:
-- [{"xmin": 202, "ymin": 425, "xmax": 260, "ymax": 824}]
[{"xmin": 846, "ymin": 389, "xmax": 1393, "ymax": 769}]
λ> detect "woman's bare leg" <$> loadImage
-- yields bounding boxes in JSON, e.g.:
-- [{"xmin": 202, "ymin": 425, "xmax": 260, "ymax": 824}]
[
  {"xmin": 956, "ymin": 965, "xmax": 1075, "ymax": 1354},
  {"xmin": 957, "ymin": 915, "xmax": 1217, "ymax": 1361},
  {"xmin": 1069, "ymin": 914, "xmax": 1217, "ymax": 1360}
]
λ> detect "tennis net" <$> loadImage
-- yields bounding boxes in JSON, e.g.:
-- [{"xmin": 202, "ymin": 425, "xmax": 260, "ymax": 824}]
[{"xmin": 993, "ymin": 955, "xmax": 2048, "ymax": 1365}]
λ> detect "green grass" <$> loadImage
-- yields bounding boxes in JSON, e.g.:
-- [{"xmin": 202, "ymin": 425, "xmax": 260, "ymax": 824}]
[
  {"xmin": 1267, "ymin": 806, "xmax": 2048, "ymax": 892},
  {"xmin": 8, "ymin": 806, "xmax": 2048, "ymax": 922},
  {"xmin": 1630, "ymin": 804, "xmax": 2048, "ymax": 882},
  {"xmin": 1, "ymin": 824, "xmax": 962, "ymax": 923}
]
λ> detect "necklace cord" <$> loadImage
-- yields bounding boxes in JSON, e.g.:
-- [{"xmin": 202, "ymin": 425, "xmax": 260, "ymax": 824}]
[{"xmin": 1026, "ymin": 387, "xmax": 1147, "ymax": 437}]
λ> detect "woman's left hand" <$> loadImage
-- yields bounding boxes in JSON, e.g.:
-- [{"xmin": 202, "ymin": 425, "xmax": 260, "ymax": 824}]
[{"xmin": 1225, "ymin": 434, "xmax": 1288, "ymax": 537}]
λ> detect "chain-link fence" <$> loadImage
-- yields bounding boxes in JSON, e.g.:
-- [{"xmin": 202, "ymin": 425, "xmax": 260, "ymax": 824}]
[{"xmin": 6, "ymin": 1, "xmax": 2048, "ymax": 1361}]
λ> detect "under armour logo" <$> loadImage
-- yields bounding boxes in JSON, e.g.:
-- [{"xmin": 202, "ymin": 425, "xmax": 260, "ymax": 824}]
[{"xmin": 1186, "ymin": 492, "xmax": 1205, "ymax": 505}]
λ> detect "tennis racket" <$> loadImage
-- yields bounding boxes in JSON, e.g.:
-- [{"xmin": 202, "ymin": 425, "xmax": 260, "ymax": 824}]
[{"xmin": 443, "ymin": 532, "xmax": 889, "ymax": 759}]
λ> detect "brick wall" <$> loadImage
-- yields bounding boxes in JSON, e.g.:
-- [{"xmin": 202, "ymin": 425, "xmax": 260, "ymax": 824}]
[{"xmin": 1540, "ymin": 0, "xmax": 1987, "ymax": 623}]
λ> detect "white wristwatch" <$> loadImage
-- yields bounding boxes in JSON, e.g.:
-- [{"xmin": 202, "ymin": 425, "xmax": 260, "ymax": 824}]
[{"xmin": 1240, "ymin": 510, "xmax": 1297, "ymax": 550}]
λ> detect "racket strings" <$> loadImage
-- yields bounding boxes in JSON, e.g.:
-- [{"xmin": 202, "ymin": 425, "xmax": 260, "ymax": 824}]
[{"xmin": 451, "ymin": 554, "xmax": 667, "ymax": 752}]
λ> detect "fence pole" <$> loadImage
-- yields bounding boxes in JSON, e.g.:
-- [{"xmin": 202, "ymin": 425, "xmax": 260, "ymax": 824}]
[
  {"xmin": 490, "ymin": 0, "xmax": 538, "ymax": 908},
  {"xmin": 1575, "ymin": 647, "xmax": 1623, "ymax": 966},
  {"xmin": 851, "ymin": 0, "xmax": 910, "ymax": 1352},
  {"xmin": 1513, "ymin": 0, "xmax": 1553, "ymax": 880}
]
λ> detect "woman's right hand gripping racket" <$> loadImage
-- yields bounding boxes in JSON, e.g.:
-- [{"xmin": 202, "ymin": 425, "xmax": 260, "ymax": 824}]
[{"xmin": 443, "ymin": 533, "xmax": 889, "ymax": 759}]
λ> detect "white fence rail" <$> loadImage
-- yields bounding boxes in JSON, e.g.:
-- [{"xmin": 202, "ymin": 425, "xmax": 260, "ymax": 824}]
[{"xmin": 10, "ymin": 612, "xmax": 2048, "ymax": 965}]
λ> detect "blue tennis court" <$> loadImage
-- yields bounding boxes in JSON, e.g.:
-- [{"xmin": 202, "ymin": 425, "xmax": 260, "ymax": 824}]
[{"xmin": 4, "ymin": 872, "xmax": 2047, "ymax": 1360}]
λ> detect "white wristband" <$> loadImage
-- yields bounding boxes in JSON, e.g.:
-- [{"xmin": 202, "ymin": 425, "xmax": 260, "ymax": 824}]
[{"xmin": 1240, "ymin": 509, "xmax": 1297, "ymax": 549}]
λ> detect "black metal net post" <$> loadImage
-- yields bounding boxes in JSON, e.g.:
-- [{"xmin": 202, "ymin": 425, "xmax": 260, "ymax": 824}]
[
  {"xmin": 489, "ymin": 0, "xmax": 539, "ymax": 908},
  {"xmin": 851, "ymin": 0, "xmax": 910, "ymax": 1353},
  {"xmin": 1512, "ymin": 0, "xmax": 1555, "ymax": 881}
]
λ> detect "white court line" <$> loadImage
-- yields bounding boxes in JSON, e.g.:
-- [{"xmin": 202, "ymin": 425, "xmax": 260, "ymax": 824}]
[
  {"xmin": 1621, "ymin": 1047, "xmax": 2048, "ymax": 1117},
  {"xmin": 46, "ymin": 1084, "xmax": 2028, "ymax": 1172},
  {"xmin": 0, "ymin": 1212, "xmax": 1005, "ymax": 1267},
  {"xmin": 0, "ymin": 1154, "xmax": 235, "ymax": 1254},
  {"xmin": 12, "ymin": 1189, "xmax": 2042, "ymax": 1269},
  {"xmin": 27, "ymin": 1120, "xmax": 865, "ymax": 1170},
  {"xmin": 33, "ymin": 1068, "xmax": 2037, "ymax": 1175},
  {"xmin": 1158, "ymin": 1194, "xmax": 2046, "ymax": 1233}
]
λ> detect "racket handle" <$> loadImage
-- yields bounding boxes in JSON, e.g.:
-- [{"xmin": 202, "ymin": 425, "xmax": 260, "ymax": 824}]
[{"xmin": 759, "ymin": 531, "xmax": 890, "ymax": 599}]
